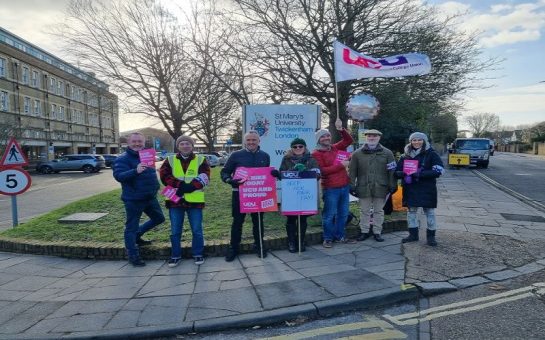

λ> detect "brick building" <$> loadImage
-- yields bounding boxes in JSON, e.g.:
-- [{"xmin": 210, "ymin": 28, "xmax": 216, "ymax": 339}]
[{"xmin": 0, "ymin": 27, "xmax": 119, "ymax": 163}]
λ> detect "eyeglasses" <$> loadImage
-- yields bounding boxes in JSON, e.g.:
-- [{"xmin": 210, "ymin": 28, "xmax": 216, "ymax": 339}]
[{"xmin": 292, "ymin": 145, "xmax": 305, "ymax": 149}]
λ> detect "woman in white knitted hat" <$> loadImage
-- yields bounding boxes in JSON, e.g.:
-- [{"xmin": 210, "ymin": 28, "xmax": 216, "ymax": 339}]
[{"xmin": 395, "ymin": 132, "xmax": 444, "ymax": 246}]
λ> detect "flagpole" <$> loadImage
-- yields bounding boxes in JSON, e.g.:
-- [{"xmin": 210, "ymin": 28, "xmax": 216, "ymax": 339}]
[{"xmin": 333, "ymin": 40, "xmax": 340, "ymax": 121}]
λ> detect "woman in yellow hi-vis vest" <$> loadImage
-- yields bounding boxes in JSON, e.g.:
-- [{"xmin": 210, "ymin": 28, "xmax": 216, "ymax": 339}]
[{"xmin": 159, "ymin": 135, "xmax": 211, "ymax": 267}]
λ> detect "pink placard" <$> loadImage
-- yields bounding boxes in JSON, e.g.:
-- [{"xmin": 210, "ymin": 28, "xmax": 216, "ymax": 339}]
[
  {"xmin": 334, "ymin": 150, "xmax": 351, "ymax": 165},
  {"xmin": 138, "ymin": 149, "xmax": 156, "ymax": 166},
  {"xmin": 161, "ymin": 185, "xmax": 181, "ymax": 203},
  {"xmin": 238, "ymin": 167, "xmax": 278, "ymax": 213},
  {"xmin": 403, "ymin": 159, "xmax": 419, "ymax": 175}
]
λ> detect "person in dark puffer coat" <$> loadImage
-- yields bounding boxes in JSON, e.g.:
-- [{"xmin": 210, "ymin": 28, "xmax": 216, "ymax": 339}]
[
  {"xmin": 395, "ymin": 132, "xmax": 444, "ymax": 246},
  {"xmin": 113, "ymin": 132, "xmax": 165, "ymax": 267}
]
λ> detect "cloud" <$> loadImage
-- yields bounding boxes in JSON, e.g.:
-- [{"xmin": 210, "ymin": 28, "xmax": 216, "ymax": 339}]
[
  {"xmin": 463, "ymin": 83, "xmax": 545, "ymax": 126},
  {"xmin": 434, "ymin": 1, "xmax": 545, "ymax": 47}
]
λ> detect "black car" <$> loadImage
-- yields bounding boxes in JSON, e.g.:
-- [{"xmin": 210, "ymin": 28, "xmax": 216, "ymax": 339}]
[{"xmin": 101, "ymin": 154, "xmax": 118, "ymax": 167}]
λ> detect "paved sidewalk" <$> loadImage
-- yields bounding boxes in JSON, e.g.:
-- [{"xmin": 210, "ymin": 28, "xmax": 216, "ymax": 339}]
[{"xmin": 1, "ymin": 168, "xmax": 545, "ymax": 339}]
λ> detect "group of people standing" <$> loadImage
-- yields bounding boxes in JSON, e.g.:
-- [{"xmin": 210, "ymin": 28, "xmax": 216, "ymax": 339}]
[{"xmin": 113, "ymin": 126, "xmax": 444, "ymax": 267}]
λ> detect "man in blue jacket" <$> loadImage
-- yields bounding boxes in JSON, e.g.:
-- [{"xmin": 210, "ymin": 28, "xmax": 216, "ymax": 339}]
[{"xmin": 113, "ymin": 132, "xmax": 165, "ymax": 266}]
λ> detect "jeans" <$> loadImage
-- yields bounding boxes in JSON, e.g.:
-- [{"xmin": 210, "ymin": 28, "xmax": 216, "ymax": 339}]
[
  {"xmin": 169, "ymin": 207, "xmax": 204, "ymax": 259},
  {"xmin": 123, "ymin": 197, "xmax": 165, "ymax": 258},
  {"xmin": 322, "ymin": 185, "xmax": 350, "ymax": 241},
  {"xmin": 407, "ymin": 207, "xmax": 437, "ymax": 230}
]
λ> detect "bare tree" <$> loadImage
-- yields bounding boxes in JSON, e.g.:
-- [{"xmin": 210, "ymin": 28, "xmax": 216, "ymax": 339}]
[
  {"xmin": 226, "ymin": 0, "xmax": 495, "ymax": 142},
  {"xmin": 59, "ymin": 0, "xmax": 208, "ymax": 140},
  {"xmin": 465, "ymin": 113, "xmax": 500, "ymax": 137}
]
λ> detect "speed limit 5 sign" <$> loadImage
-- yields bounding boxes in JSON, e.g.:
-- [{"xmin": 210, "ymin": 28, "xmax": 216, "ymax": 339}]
[{"xmin": 0, "ymin": 168, "xmax": 32, "ymax": 195}]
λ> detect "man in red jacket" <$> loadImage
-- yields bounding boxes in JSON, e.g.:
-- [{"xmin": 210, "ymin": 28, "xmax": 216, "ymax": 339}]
[{"xmin": 312, "ymin": 120, "xmax": 356, "ymax": 248}]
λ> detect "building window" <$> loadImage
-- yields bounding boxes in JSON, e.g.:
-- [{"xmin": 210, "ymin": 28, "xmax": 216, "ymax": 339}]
[
  {"xmin": 23, "ymin": 97, "xmax": 30, "ymax": 113},
  {"xmin": 22, "ymin": 66, "xmax": 30, "ymax": 84},
  {"xmin": 58, "ymin": 106, "xmax": 65, "ymax": 121},
  {"xmin": 31, "ymin": 70, "xmax": 40, "ymax": 88},
  {"xmin": 49, "ymin": 77, "xmax": 56, "ymax": 93},
  {"xmin": 50, "ymin": 103, "xmax": 57, "ymax": 119},
  {"xmin": 0, "ymin": 57, "xmax": 6, "ymax": 77},
  {"xmin": 0, "ymin": 91, "xmax": 9, "ymax": 111},
  {"xmin": 57, "ymin": 81, "xmax": 64, "ymax": 96},
  {"xmin": 33, "ymin": 99, "xmax": 41, "ymax": 115}
]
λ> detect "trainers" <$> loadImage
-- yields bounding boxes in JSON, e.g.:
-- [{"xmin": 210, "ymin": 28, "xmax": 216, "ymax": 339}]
[
  {"xmin": 167, "ymin": 258, "xmax": 181, "ymax": 268},
  {"xmin": 129, "ymin": 257, "xmax": 146, "ymax": 267},
  {"xmin": 194, "ymin": 256, "xmax": 205, "ymax": 265},
  {"xmin": 323, "ymin": 240, "xmax": 333, "ymax": 248},
  {"xmin": 136, "ymin": 237, "xmax": 152, "ymax": 246},
  {"xmin": 339, "ymin": 238, "xmax": 357, "ymax": 244}
]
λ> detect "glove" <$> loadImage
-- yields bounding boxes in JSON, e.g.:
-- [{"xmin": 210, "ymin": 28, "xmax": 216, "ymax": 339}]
[
  {"xmin": 176, "ymin": 182, "xmax": 196, "ymax": 196},
  {"xmin": 226, "ymin": 178, "xmax": 243, "ymax": 188},
  {"xmin": 270, "ymin": 169, "xmax": 281, "ymax": 179},
  {"xmin": 293, "ymin": 163, "xmax": 306, "ymax": 172},
  {"xmin": 404, "ymin": 175, "xmax": 412, "ymax": 184}
]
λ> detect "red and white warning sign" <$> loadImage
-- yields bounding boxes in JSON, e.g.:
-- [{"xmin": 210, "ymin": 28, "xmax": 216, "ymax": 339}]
[{"xmin": 0, "ymin": 138, "xmax": 28, "ymax": 167}]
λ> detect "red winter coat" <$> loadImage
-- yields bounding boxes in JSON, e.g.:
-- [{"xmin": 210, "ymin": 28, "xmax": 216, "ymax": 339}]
[{"xmin": 312, "ymin": 129, "xmax": 354, "ymax": 189}]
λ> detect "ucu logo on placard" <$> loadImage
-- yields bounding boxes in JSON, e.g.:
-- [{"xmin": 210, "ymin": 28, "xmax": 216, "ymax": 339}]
[
  {"xmin": 343, "ymin": 48, "xmax": 408, "ymax": 69},
  {"xmin": 282, "ymin": 171, "xmax": 299, "ymax": 179},
  {"xmin": 243, "ymin": 202, "xmax": 257, "ymax": 208}
]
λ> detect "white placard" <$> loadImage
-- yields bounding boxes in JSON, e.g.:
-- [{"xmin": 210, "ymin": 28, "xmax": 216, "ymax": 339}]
[{"xmin": 280, "ymin": 171, "xmax": 318, "ymax": 216}]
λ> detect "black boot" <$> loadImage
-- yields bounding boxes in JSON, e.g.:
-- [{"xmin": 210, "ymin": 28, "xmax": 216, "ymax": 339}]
[
  {"xmin": 373, "ymin": 233, "xmax": 384, "ymax": 242},
  {"xmin": 286, "ymin": 224, "xmax": 297, "ymax": 253},
  {"xmin": 225, "ymin": 246, "xmax": 238, "ymax": 262},
  {"xmin": 128, "ymin": 256, "xmax": 146, "ymax": 267},
  {"xmin": 402, "ymin": 228, "xmax": 419, "ymax": 243},
  {"xmin": 136, "ymin": 234, "xmax": 152, "ymax": 246},
  {"xmin": 357, "ymin": 232, "xmax": 371, "ymax": 241},
  {"xmin": 427, "ymin": 229, "xmax": 437, "ymax": 246}
]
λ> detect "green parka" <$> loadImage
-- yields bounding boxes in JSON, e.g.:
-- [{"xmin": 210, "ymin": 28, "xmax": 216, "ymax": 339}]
[{"xmin": 349, "ymin": 144, "xmax": 397, "ymax": 198}]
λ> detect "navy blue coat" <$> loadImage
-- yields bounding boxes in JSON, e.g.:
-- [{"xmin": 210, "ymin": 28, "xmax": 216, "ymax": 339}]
[
  {"xmin": 220, "ymin": 147, "xmax": 270, "ymax": 183},
  {"xmin": 395, "ymin": 147, "xmax": 443, "ymax": 208},
  {"xmin": 113, "ymin": 148, "xmax": 160, "ymax": 201}
]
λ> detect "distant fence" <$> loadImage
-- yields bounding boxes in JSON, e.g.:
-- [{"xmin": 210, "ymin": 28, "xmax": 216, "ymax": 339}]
[{"xmin": 497, "ymin": 142, "xmax": 545, "ymax": 155}]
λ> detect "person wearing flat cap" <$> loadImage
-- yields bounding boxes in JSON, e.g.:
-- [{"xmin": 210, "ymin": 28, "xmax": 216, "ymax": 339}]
[
  {"xmin": 312, "ymin": 119, "xmax": 356, "ymax": 248},
  {"xmin": 159, "ymin": 135, "xmax": 210, "ymax": 267},
  {"xmin": 394, "ymin": 132, "xmax": 444, "ymax": 246},
  {"xmin": 349, "ymin": 129, "xmax": 397, "ymax": 242},
  {"xmin": 278, "ymin": 137, "xmax": 320, "ymax": 252}
]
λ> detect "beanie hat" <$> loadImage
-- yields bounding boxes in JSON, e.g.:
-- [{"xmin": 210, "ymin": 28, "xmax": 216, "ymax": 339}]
[
  {"xmin": 315, "ymin": 129, "xmax": 331, "ymax": 144},
  {"xmin": 409, "ymin": 132, "xmax": 428, "ymax": 143},
  {"xmin": 290, "ymin": 138, "xmax": 307, "ymax": 147},
  {"xmin": 176, "ymin": 135, "xmax": 195, "ymax": 147}
]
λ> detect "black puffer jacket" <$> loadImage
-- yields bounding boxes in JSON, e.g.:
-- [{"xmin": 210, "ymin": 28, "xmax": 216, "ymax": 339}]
[
  {"xmin": 113, "ymin": 148, "xmax": 160, "ymax": 201},
  {"xmin": 395, "ymin": 145, "xmax": 444, "ymax": 208},
  {"xmin": 220, "ymin": 147, "xmax": 270, "ymax": 183}
]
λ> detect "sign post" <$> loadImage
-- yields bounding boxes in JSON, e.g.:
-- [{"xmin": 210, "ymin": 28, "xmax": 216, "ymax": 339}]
[{"xmin": 0, "ymin": 138, "xmax": 32, "ymax": 227}]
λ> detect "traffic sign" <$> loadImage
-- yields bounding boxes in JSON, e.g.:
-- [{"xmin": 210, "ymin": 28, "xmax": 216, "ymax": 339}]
[
  {"xmin": 0, "ymin": 138, "xmax": 29, "ymax": 167},
  {"xmin": 0, "ymin": 168, "xmax": 32, "ymax": 195},
  {"xmin": 448, "ymin": 153, "xmax": 470, "ymax": 166}
]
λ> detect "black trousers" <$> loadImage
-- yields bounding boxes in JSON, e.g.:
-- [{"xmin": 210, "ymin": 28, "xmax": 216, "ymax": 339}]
[{"xmin": 230, "ymin": 191, "xmax": 265, "ymax": 250}]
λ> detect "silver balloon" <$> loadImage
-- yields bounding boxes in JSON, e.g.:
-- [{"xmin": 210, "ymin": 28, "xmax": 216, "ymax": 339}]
[{"xmin": 346, "ymin": 93, "xmax": 380, "ymax": 121}]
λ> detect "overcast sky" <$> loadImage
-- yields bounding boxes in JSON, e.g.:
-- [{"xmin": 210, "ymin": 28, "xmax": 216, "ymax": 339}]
[{"xmin": 0, "ymin": 0, "xmax": 544, "ymax": 131}]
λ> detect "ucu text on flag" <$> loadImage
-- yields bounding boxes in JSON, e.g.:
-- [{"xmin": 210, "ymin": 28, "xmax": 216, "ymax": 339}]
[{"xmin": 333, "ymin": 41, "xmax": 431, "ymax": 82}]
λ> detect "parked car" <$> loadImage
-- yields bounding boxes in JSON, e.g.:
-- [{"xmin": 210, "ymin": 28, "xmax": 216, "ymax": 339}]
[
  {"xmin": 201, "ymin": 154, "xmax": 220, "ymax": 167},
  {"xmin": 36, "ymin": 154, "xmax": 106, "ymax": 174},
  {"xmin": 100, "ymin": 154, "xmax": 118, "ymax": 167}
]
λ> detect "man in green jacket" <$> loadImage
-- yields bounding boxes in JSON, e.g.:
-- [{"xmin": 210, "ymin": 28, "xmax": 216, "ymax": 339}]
[{"xmin": 349, "ymin": 129, "xmax": 397, "ymax": 242}]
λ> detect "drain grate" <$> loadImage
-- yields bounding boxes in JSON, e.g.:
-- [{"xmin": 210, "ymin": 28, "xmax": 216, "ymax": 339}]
[{"xmin": 500, "ymin": 213, "xmax": 545, "ymax": 223}]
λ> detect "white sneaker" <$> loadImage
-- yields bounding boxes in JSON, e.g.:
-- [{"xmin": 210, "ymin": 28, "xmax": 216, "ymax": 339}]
[{"xmin": 168, "ymin": 258, "xmax": 181, "ymax": 268}]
